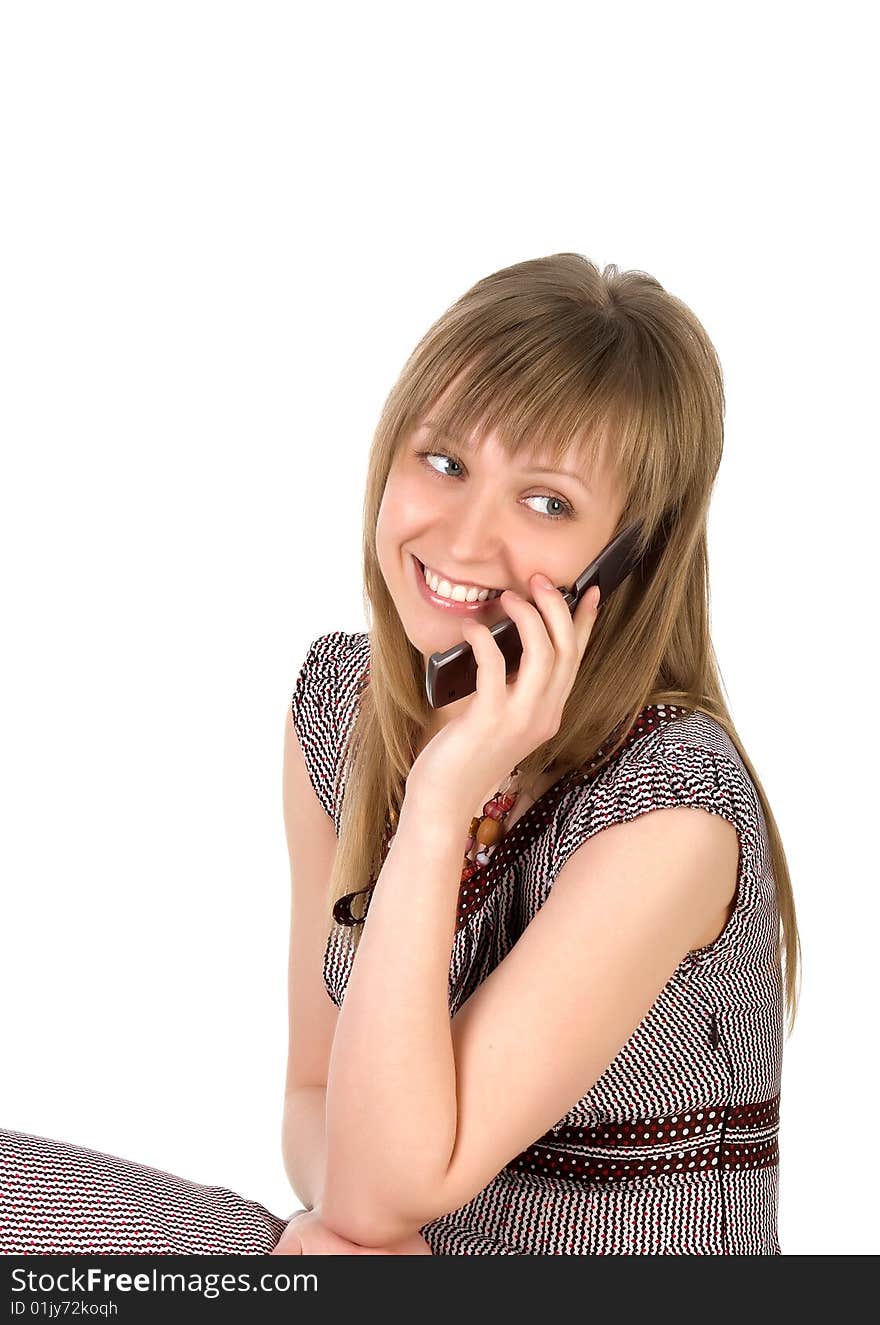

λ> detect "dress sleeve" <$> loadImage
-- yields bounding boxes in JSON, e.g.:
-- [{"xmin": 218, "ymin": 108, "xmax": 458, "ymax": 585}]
[
  {"xmin": 290, "ymin": 632, "xmax": 344, "ymax": 824},
  {"xmin": 555, "ymin": 741, "xmax": 754, "ymax": 874},
  {"xmin": 551, "ymin": 739, "xmax": 763, "ymax": 967}
]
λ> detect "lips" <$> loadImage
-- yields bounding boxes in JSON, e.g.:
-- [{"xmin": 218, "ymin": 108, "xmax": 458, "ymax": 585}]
[
  {"xmin": 412, "ymin": 554, "xmax": 500, "ymax": 616},
  {"xmin": 418, "ymin": 559, "xmax": 499, "ymax": 595}
]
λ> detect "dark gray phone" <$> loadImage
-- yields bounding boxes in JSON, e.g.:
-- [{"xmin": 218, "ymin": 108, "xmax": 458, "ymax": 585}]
[{"xmin": 424, "ymin": 520, "xmax": 656, "ymax": 709}]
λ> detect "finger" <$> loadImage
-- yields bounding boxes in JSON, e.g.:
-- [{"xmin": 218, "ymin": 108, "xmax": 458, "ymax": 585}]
[
  {"xmin": 532, "ymin": 574, "xmax": 600, "ymax": 658},
  {"xmin": 271, "ymin": 1230, "xmax": 302, "ymax": 1255},
  {"xmin": 460, "ymin": 617, "xmax": 507, "ymax": 702},
  {"xmin": 495, "ymin": 587, "xmax": 556, "ymax": 707},
  {"xmin": 528, "ymin": 575, "xmax": 601, "ymax": 715},
  {"xmin": 573, "ymin": 583, "xmax": 602, "ymax": 650}
]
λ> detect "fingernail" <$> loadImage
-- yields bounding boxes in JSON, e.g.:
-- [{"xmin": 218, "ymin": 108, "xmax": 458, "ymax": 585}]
[
  {"xmin": 590, "ymin": 585, "xmax": 601, "ymax": 609},
  {"xmin": 533, "ymin": 573, "xmax": 554, "ymax": 589}
]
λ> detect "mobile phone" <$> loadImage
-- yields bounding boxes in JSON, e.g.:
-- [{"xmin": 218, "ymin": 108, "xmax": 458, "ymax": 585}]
[{"xmin": 424, "ymin": 520, "xmax": 654, "ymax": 709}]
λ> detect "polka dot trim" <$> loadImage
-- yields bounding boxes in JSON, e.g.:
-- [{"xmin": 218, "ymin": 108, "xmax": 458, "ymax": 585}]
[{"xmin": 506, "ymin": 1092, "xmax": 780, "ymax": 1184}]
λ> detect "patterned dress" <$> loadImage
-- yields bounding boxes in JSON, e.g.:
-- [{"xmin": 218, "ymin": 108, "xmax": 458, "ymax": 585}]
[
  {"xmin": 0, "ymin": 627, "xmax": 783, "ymax": 1256},
  {"xmin": 291, "ymin": 630, "xmax": 784, "ymax": 1256},
  {"xmin": 0, "ymin": 1129, "xmax": 288, "ymax": 1254}
]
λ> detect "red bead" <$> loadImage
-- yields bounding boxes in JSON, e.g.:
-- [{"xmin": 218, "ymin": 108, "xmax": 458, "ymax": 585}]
[{"xmin": 486, "ymin": 798, "xmax": 517, "ymax": 820}]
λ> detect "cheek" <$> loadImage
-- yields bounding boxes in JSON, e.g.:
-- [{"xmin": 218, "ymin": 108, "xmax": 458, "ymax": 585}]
[
  {"xmin": 375, "ymin": 480, "xmax": 418, "ymax": 576},
  {"xmin": 377, "ymin": 474, "xmax": 432, "ymax": 538}
]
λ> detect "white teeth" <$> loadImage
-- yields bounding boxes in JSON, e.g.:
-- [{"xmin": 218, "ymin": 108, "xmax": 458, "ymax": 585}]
[{"xmin": 422, "ymin": 562, "xmax": 502, "ymax": 602}]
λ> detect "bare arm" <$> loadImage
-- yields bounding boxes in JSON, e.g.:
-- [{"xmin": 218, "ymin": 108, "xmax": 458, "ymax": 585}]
[
  {"xmin": 320, "ymin": 780, "xmax": 740, "ymax": 1246},
  {"xmin": 281, "ymin": 1079, "xmax": 431, "ymax": 1254},
  {"xmin": 280, "ymin": 699, "xmax": 430, "ymax": 1252},
  {"xmin": 282, "ymin": 1084, "xmax": 326, "ymax": 1213}
]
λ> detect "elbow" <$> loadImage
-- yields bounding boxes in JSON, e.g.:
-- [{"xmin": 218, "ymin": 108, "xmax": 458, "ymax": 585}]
[
  {"xmin": 321, "ymin": 1176, "xmax": 434, "ymax": 1248},
  {"xmin": 321, "ymin": 1198, "xmax": 424, "ymax": 1249},
  {"xmin": 321, "ymin": 1141, "xmax": 454, "ymax": 1245}
]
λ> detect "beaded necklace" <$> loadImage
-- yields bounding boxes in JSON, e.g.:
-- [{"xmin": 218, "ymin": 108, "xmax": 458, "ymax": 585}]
[
  {"xmin": 332, "ymin": 656, "xmax": 689, "ymax": 929},
  {"xmin": 332, "ymin": 764, "xmax": 525, "ymax": 928}
]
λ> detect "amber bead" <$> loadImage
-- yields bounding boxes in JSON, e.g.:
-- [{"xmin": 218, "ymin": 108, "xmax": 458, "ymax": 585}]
[{"xmin": 476, "ymin": 816, "xmax": 503, "ymax": 847}]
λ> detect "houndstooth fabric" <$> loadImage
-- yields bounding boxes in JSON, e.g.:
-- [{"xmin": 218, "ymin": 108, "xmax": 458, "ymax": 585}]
[{"xmin": 292, "ymin": 630, "xmax": 784, "ymax": 1256}]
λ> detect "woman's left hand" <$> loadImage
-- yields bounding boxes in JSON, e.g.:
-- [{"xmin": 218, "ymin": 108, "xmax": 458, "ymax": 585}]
[{"xmin": 409, "ymin": 575, "xmax": 601, "ymax": 813}]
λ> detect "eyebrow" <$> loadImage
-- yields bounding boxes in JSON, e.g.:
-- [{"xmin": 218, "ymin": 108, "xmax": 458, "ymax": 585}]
[{"xmin": 418, "ymin": 420, "xmax": 592, "ymax": 488}]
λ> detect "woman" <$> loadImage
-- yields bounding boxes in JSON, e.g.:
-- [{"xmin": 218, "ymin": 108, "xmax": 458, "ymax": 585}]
[
  {"xmin": 0, "ymin": 254, "xmax": 798, "ymax": 1256},
  {"xmin": 276, "ymin": 253, "xmax": 798, "ymax": 1255}
]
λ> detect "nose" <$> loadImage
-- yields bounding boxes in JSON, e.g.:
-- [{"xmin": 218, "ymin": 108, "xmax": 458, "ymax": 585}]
[{"xmin": 435, "ymin": 489, "xmax": 508, "ymax": 572}]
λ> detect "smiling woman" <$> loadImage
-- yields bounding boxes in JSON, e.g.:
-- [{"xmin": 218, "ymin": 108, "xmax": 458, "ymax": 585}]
[
  {"xmin": 277, "ymin": 251, "xmax": 798, "ymax": 1257},
  {"xmin": 0, "ymin": 252, "xmax": 797, "ymax": 1259}
]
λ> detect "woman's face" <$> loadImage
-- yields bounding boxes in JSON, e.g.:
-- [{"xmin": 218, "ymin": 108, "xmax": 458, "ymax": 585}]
[{"xmin": 375, "ymin": 416, "xmax": 626, "ymax": 719}]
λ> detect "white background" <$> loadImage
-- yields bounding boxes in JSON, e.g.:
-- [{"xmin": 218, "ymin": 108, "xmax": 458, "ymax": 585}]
[{"xmin": 1, "ymin": 1, "xmax": 877, "ymax": 1254}]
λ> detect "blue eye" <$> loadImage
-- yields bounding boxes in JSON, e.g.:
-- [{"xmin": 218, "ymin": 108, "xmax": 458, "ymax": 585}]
[{"xmin": 414, "ymin": 449, "xmax": 575, "ymax": 522}]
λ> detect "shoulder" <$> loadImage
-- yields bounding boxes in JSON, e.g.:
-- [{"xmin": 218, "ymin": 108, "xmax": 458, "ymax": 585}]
[
  {"xmin": 645, "ymin": 710, "xmax": 762, "ymax": 836},
  {"xmin": 552, "ymin": 708, "xmax": 759, "ymax": 880},
  {"xmin": 293, "ymin": 629, "xmax": 368, "ymax": 690},
  {"xmin": 291, "ymin": 630, "xmax": 369, "ymax": 722},
  {"xmin": 289, "ymin": 630, "xmax": 370, "ymax": 825}
]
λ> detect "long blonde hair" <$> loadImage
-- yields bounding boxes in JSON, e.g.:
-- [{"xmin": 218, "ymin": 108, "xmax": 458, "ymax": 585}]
[{"xmin": 326, "ymin": 253, "xmax": 801, "ymax": 1036}]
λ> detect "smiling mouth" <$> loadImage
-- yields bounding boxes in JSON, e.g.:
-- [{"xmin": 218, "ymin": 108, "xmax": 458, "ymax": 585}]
[{"xmin": 415, "ymin": 557, "xmax": 504, "ymax": 602}]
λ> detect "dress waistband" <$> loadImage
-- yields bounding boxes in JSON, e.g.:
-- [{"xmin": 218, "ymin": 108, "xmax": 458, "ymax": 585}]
[{"xmin": 506, "ymin": 1092, "xmax": 780, "ymax": 1184}]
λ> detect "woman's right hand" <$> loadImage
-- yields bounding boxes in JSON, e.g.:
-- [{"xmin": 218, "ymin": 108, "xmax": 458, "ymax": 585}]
[{"xmin": 270, "ymin": 1207, "xmax": 433, "ymax": 1255}]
